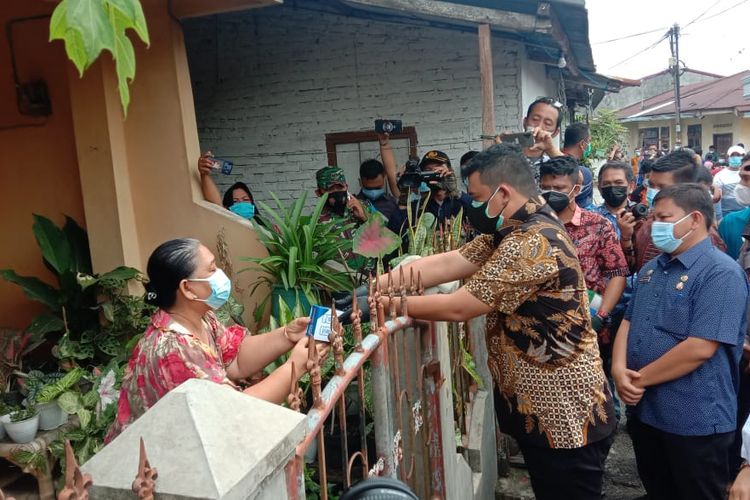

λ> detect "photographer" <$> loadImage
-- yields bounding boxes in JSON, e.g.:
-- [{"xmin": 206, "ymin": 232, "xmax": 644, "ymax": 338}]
[
  {"xmin": 197, "ymin": 151, "xmax": 261, "ymax": 222},
  {"xmin": 496, "ymin": 97, "xmax": 565, "ymax": 184},
  {"xmin": 373, "ymin": 144, "xmax": 616, "ymax": 499},
  {"xmin": 400, "ymin": 150, "xmax": 463, "ymax": 228}
]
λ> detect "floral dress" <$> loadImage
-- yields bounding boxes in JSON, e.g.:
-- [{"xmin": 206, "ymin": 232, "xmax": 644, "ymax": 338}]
[{"xmin": 105, "ymin": 309, "xmax": 246, "ymax": 441}]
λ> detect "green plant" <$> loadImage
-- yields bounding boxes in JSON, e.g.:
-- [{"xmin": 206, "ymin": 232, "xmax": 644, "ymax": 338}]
[
  {"xmin": 1, "ymin": 215, "xmax": 153, "ymax": 366},
  {"xmin": 241, "ymin": 192, "xmax": 356, "ymax": 314},
  {"xmin": 9, "ymin": 406, "xmax": 37, "ymax": 423},
  {"xmin": 589, "ymin": 109, "xmax": 628, "ymax": 161},
  {"xmin": 35, "ymin": 368, "xmax": 85, "ymax": 404},
  {"xmin": 50, "ymin": 0, "xmax": 150, "ymax": 115}
]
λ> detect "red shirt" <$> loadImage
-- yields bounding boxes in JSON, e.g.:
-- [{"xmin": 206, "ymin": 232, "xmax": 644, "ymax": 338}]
[{"xmin": 564, "ymin": 206, "xmax": 630, "ymax": 294}]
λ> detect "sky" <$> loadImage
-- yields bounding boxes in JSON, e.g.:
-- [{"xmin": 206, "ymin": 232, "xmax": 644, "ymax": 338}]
[{"xmin": 587, "ymin": 0, "xmax": 750, "ymax": 80}]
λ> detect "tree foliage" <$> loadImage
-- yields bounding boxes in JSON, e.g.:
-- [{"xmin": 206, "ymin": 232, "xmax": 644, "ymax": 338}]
[
  {"xmin": 589, "ymin": 109, "xmax": 628, "ymax": 159},
  {"xmin": 49, "ymin": 0, "xmax": 150, "ymax": 116}
]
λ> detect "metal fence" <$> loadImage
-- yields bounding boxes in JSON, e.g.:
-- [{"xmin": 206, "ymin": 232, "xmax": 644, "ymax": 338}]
[{"xmin": 284, "ymin": 270, "xmax": 459, "ymax": 499}]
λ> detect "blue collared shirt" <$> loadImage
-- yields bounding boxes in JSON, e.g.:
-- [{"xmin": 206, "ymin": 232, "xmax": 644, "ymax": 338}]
[
  {"xmin": 625, "ymin": 237, "xmax": 749, "ymax": 436},
  {"xmin": 591, "ymin": 203, "xmax": 623, "ymax": 239}
]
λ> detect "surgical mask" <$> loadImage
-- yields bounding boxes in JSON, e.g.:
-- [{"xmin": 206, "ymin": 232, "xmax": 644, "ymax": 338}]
[
  {"xmin": 541, "ymin": 186, "xmax": 575, "ymax": 213},
  {"xmin": 327, "ymin": 191, "xmax": 349, "ymax": 216},
  {"xmin": 583, "ymin": 142, "xmax": 593, "ymax": 159},
  {"xmin": 229, "ymin": 201, "xmax": 255, "ymax": 220},
  {"xmin": 646, "ymin": 187, "xmax": 659, "ymax": 207},
  {"xmin": 736, "ymin": 184, "xmax": 750, "ymax": 207},
  {"xmin": 466, "ymin": 185, "xmax": 505, "ymax": 234},
  {"xmin": 408, "ymin": 191, "xmax": 422, "ymax": 203},
  {"xmin": 361, "ymin": 187, "xmax": 385, "ymax": 201},
  {"xmin": 600, "ymin": 186, "xmax": 629, "ymax": 208},
  {"xmin": 651, "ymin": 213, "xmax": 695, "ymax": 254},
  {"xmin": 418, "ymin": 182, "xmax": 431, "ymax": 193},
  {"xmin": 188, "ymin": 269, "xmax": 232, "ymax": 309},
  {"xmin": 729, "ymin": 156, "xmax": 743, "ymax": 168}
]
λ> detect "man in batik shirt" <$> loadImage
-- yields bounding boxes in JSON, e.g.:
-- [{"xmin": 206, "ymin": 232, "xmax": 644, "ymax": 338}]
[{"xmin": 377, "ymin": 144, "xmax": 615, "ymax": 500}]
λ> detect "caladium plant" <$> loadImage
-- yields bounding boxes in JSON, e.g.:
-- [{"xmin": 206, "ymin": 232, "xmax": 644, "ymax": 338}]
[{"xmin": 352, "ymin": 212, "xmax": 401, "ymax": 259}]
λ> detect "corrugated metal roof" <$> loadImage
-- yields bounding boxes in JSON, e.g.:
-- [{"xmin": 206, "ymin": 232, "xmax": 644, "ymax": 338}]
[{"xmin": 617, "ymin": 70, "xmax": 750, "ymax": 120}]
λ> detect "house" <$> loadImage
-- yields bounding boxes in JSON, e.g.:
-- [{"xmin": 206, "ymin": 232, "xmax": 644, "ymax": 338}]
[
  {"xmin": 0, "ymin": 0, "xmax": 622, "ymax": 329},
  {"xmin": 616, "ymin": 70, "xmax": 750, "ymax": 154},
  {"xmin": 599, "ymin": 68, "xmax": 723, "ymax": 111},
  {"xmin": 182, "ymin": 0, "xmax": 629, "ymax": 207}
]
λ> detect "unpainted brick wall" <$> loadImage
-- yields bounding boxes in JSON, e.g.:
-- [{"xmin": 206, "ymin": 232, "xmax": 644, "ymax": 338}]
[{"xmin": 184, "ymin": 3, "xmax": 524, "ymax": 207}]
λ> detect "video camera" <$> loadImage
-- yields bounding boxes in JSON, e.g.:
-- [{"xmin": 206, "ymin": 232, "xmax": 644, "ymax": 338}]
[
  {"xmin": 397, "ymin": 157, "xmax": 442, "ymax": 189},
  {"xmin": 629, "ymin": 203, "xmax": 649, "ymax": 220}
]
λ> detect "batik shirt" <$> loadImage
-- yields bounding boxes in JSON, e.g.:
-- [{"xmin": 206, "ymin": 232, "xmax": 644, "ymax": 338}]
[
  {"xmin": 106, "ymin": 310, "xmax": 246, "ymax": 441},
  {"xmin": 459, "ymin": 200, "xmax": 615, "ymax": 449},
  {"xmin": 564, "ymin": 206, "xmax": 630, "ymax": 295}
]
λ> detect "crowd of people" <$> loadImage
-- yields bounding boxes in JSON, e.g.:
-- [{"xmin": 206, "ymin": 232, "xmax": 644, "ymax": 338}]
[{"xmin": 104, "ymin": 95, "xmax": 750, "ymax": 500}]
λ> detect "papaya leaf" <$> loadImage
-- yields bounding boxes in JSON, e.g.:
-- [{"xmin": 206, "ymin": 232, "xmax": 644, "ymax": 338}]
[
  {"xmin": 67, "ymin": 0, "xmax": 116, "ymax": 62},
  {"xmin": 352, "ymin": 213, "xmax": 401, "ymax": 258}
]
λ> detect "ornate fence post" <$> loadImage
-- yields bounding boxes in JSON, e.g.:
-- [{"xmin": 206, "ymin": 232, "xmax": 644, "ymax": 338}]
[
  {"xmin": 58, "ymin": 441, "xmax": 93, "ymax": 500},
  {"xmin": 132, "ymin": 438, "xmax": 158, "ymax": 500}
]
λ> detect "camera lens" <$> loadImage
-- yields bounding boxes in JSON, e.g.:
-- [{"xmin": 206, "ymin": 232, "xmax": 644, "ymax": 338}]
[{"xmin": 383, "ymin": 122, "xmax": 394, "ymax": 133}]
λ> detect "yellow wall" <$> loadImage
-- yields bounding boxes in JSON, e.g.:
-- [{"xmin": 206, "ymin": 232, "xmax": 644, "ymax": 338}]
[
  {"xmin": 1, "ymin": 0, "xmax": 272, "ymax": 330},
  {"xmin": 624, "ymin": 114, "xmax": 750, "ymax": 153},
  {"xmin": 0, "ymin": 2, "xmax": 85, "ymax": 329},
  {"xmin": 67, "ymin": 0, "xmax": 269, "ymax": 325}
]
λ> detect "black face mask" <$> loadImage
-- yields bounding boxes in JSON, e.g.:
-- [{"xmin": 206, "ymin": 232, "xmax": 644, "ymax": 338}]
[
  {"xmin": 542, "ymin": 190, "xmax": 571, "ymax": 213},
  {"xmin": 600, "ymin": 186, "xmax": 629, "ymax": 208},
  {"xmin": 327, "ymin": 191, "xmax": 348, "ymax": 216},
  {"xmin": 465, "ymin": 202, "xmax": 501, "ymax": 234}
]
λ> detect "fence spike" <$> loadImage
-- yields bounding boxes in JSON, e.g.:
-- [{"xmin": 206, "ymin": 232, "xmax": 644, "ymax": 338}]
[
  {"xmin": 352, "ymin": 288, "xmax": 364, "ymax": 352},
  {"xmin": 417, "ymin": 271, "xmax": 424, "ymax": 296},
  {"xmin": 58, "ymin": 440, "xmax": 93, "ymax": 500},
  {"xmin": 307, "ymin": 334, "xmax": 323, "ymax": 409},
  {"xmin": 330, "ymin": 301, "xmax": 345, "ymax": 376},
  {"xmin": 287, "ymin": 361, "xmax": 303, "ymax": 411},
  {"xmin": 368, "ymin": 276, "xmax": 379, "ymax": 332},
  {"xmin": 409, "ymin": 268, "xmax": 416, "ymax": 295},
  {"xmin": 131, "ymin": 437, "xmax": 158, "ymax": 500}
]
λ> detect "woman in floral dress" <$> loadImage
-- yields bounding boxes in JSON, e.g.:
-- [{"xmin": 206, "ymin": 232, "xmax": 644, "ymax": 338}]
[{"xmin": 106, "ymin": 238, "xmax": 322, "ymax": 440}]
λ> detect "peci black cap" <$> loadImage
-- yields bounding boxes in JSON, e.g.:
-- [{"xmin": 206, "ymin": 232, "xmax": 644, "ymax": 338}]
[{"xmin": 418, "ymin": 150, "xmax": 451, "ymax": 169}]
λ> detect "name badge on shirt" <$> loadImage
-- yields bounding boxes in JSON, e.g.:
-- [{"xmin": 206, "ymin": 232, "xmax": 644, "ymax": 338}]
[{"xmin": 638, "ymin": 269, "xmax": 654, "ymax": 284}]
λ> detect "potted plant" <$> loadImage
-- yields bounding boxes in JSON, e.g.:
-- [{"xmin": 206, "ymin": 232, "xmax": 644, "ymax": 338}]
[
  {"xmin": 241, "ymin": 192, "xmax": 356, "ymax": 320},
  {"xmin": 24, "ymin": 368, "xmax": 84, "ymax": 430},
  {"xmin": 4, "ymin": 406, "xmax": 39, "ymax": 444}
]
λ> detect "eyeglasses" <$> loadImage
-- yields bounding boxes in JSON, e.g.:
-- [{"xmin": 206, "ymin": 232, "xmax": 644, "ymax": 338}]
[{"xmin": 535, "ymin": 97, "xmax": 564, "ymax": 109}]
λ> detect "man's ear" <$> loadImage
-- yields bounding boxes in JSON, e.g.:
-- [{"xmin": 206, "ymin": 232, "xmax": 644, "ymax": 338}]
[{"xmin": 552, "ymin": 128, "xmax": 560, "ymax": 138}]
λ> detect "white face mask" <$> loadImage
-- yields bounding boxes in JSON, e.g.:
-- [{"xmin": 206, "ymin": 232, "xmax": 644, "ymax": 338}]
[{"xmin": 736, "ymin": 184, "xmax": 750, "ymax": 207}]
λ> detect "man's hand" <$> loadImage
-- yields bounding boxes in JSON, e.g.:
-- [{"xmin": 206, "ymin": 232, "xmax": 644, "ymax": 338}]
[
  {"xmin": 612, "ymin": 365, "xmax": 645, "ymax": 405},
  {"xmin": 334, "ymin": 285, "xmax": 371, "ymax": 325},
  {"xmin": 377, "ymin": 132, "xmax": 390, "ymax": 146},
  {"xmin": 348, "ymin": 195, "xmax": 368, "ymax": 222},
  {"xmin": 288, "ymin": 338, "xmax": 329, "ymax": 373},
  {"xmin": 528, "ymin": 126, "xmax": 560, "ymax": 156},
  {"xmin": 730, "ymin": 465, "xmax": 750, "ymax": 500},
  {"xmin": 198, "ymin": 151, "xmax": 215, "ymax": 176},
  {"xmin": 429, "ymin": 165, "xmax": 454, "ymax": 178},
  {"xmin": 617, "ymin": 209, "xmax": 637, "ymax": 242}
]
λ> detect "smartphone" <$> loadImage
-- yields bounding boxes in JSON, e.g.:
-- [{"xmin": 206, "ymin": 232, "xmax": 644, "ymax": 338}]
[
  {"xmin": 500, "ymin": 132, "xmax": 534, "ymax": 148},
  {"xmin": 211, "ymin": 158, "xmax": 234, "ymax": 175}
]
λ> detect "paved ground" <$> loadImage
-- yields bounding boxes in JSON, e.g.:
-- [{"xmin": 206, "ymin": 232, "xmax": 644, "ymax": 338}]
[{"xmin": 496, "ymin": 422, "xmax": 646, "ymax": 499}]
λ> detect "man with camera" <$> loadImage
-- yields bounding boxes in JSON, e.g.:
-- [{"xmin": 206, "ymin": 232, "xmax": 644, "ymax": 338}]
[
  {"xmin": 619, "ymin": 150, "xmax": 726, "ymax": 273},
  {"xmin": 399, "ymin": 150, "xmax": 463, "ymax": 228},
  {"xmin": 371, "ymin": 144, "xmax": 616, "ymax": 499}
]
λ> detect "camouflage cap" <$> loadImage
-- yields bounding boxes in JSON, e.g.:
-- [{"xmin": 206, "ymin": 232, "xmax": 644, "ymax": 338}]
[{"xmin": 316, "ymin": 165, "xmax": 347, "ymax": 190}]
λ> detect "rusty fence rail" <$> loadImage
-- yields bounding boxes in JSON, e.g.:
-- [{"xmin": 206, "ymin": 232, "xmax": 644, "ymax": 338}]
[{"xmin": 284, "ymin": 270, "xmax": 455, "ymax": 499}]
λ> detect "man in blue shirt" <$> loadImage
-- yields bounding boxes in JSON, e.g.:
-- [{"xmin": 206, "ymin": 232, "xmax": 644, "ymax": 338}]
[
  {"xmin": 719, "ymin": 154, "xmax": 750, "ymax": 259},
  {"xmin": 612, "ymin": 183, "xmax": 748, "ymax": 500}
]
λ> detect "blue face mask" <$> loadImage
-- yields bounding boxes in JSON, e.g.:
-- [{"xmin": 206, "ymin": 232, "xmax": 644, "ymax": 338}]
[
  {"xmin": 646, "ymin": 187, "xmax": 659, "ymax": 207},
  {"xmin": 651, "ymin": 213, "xmax": 694, "ymax": 254},
  {"xmin": 361, "ymin": 187, "xmax": 385, "ymax": 201},
  {"xmin": 408, "ymin": 191, "xmax": 422, "ymax": 203},
  {"xmin": 229, "ymin": 201, "xmax": 255, "ymax": 220},
  {"xmin": 188, "ymin": 269, "xmax": 232, "ymax": 309},
  {"xmin": 419, "ymin": 182, "xmax": 431, "ymax": 193},
  {"xmin": 729, "ymin": 156, "xmax": 743, "ymax": 168}
]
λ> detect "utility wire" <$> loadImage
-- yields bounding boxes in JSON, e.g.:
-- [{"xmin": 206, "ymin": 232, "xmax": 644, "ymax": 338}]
[
  {"xmin": 593, "ymin": 27, "xmax": 669, "ymax": 45},
  {"xmin": 683, "ymin": 0, "xmax": 722, "ymax": 28},
  {"xmin": 605, "ymin": 31, "xmax": 670, "ymax": 70},
  {"xmin": 690, "ymin": 0, "xmax": 750, "ymax": 25}
]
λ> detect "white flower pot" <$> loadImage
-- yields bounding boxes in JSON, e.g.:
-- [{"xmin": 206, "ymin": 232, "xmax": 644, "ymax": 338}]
[
  {"xmin": 0, "ymin": 417, "xmax": 7, "ymax": 440},
  {"xmin": 4, "ymin": 414, "xmax": 39, "ymax": 444},
  {"xmin": 37, "ymin": 400, "xmax": 67, "ymax": 430}
]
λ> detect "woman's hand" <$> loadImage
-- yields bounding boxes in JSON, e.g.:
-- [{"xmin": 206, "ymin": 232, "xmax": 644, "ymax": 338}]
[
  {"xmin": 284, "ymin": 317, "xmax": 311, "ymax": 343},
  {"xmin": 198, "ymin": 151, "xmax": 215, "ymax": 176},
  {"xmin": 287, "ymin": 338, "xmax": 330, "ymax": 376}
]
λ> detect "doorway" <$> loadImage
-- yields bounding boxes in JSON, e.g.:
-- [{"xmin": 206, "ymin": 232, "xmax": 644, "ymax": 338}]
[{"xmin": 713, "ymin": 133, "xmax": 734, "ymax": 155}]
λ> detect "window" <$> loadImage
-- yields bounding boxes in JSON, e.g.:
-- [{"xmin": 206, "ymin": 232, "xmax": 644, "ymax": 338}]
[
  {"xmin": 659, "ymin": 127, "xmax": 670, "ymax": 149},
  {"xmin": 639, "ymin": 127, "xmax": 659, "ymax": 148},
  {"xmin": 687, "ymin": 124, "xmax": 702, "ymax": 150},
  {"xmin": 713, "ymin": 133, "xmax": 733, "ymax": 155},
  {"xmin": 325, "ymin": 128, "xmax": 418, "ymax": 192}
]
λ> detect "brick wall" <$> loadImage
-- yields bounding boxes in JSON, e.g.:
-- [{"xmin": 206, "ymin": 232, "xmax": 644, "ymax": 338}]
[{"xmin": 184, "ymin": 2, "xmax": 524, "ymax": 207}]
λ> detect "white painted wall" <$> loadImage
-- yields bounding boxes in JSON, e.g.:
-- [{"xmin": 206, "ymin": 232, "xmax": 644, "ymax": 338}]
[{"xmin": 183, "ymin": 4, "xmax": 536, "ymax": 207}]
